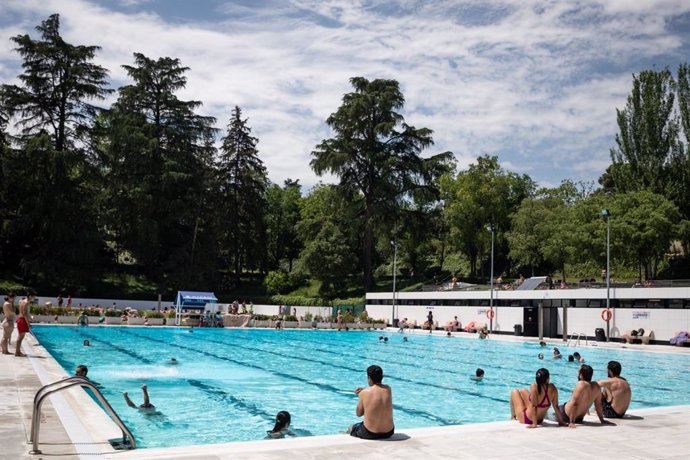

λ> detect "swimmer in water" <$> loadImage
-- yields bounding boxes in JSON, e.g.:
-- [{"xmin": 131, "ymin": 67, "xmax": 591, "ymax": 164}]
[{"xmin": 471, "ymin": 368, "xmax": 485, "ymax": 381}]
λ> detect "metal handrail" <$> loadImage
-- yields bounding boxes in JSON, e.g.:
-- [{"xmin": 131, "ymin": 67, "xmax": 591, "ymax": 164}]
[
  {"xmin": 29, "ymin": 376, "xmax": 135, "ymax": 454},
  {"xmin": 567, "ymin": 332, "xmax": 588, "ymax": 347}
]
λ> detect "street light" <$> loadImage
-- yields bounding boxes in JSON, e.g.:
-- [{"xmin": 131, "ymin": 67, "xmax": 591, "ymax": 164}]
[
  {"xmin": 602, "ymin": 209, "xmax": 611, "ymax": 342},
  {"xmin": 391, "ymin": 240, "xmax": 397, "ymax": 327},
  {"xmin": 487, "ymin": 224, "xmax": 495, "ymax": 334}
]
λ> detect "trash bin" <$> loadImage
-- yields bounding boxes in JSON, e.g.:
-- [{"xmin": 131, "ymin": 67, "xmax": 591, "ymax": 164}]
[
  {"xmin": 595, "ymin": 328, "xmax": 606, "ymax": 342},
  {"xmin": 514, "ymin": 324, "xmax": 523, "ymax": 336},
  {"xmin": 392, "ymin": 318, "xmax": 399, "ymax": 328}
]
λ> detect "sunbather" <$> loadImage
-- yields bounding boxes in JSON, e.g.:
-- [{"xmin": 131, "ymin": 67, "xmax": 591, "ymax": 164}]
[{"xmin": 510, "ymin": 368, "xmax": 565, "ymax": 428}]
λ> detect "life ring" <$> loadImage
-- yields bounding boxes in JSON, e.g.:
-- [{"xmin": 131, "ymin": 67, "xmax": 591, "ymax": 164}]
[
  {"xmin": 486, "ymin": 309, "xmax": 495, "ymax": 320},
  {"xmin": 600, "ymin": 308, "xmax": 612, "ymax": 322}
]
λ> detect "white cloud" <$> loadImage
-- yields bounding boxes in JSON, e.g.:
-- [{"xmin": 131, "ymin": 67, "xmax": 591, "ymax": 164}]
[{"xmin": 0, "ymin": 0, "xmax": 688, "ymax": 189}]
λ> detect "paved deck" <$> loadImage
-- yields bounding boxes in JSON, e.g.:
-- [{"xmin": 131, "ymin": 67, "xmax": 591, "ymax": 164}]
[{"xmin": 3, "ymin": 328, "xmax": 689, "ymax": 459}]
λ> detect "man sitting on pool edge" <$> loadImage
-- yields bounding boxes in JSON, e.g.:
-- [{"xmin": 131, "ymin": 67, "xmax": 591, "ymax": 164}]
[
  {"xmin": 597, "ymin": 360, "xmax": 631, "ymax": 418},
  {"xmin": 348, "ymin": 365, "xmax": 394, "ymax": 440},
  {"xmin": 560, "ymin": 364, "xmax": 615, "ymax": 428}
]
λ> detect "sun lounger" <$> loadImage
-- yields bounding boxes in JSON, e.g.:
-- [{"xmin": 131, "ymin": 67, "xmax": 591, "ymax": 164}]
[{"xmin": 622, "ymin": 328, "xmax": 654, "ymax": 344}]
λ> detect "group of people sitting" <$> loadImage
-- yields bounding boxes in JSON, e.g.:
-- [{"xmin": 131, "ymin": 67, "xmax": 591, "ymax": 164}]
[{"xmin": 510, "ymin": 360, "xmax": 630, "ymax": 428}]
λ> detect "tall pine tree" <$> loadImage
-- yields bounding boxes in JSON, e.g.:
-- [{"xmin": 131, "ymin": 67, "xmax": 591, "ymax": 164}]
[
  {"xmin": 216, "ymin": 106, "xmax": 268, "ymax": 288},
  {"xmin": 103, "ymin": 53, "xmax": 217, "ymax": 289}
]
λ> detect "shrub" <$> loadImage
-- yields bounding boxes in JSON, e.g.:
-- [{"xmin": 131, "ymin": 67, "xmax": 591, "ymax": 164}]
[
  {"xmin": 252, "ymin": 314, "xmax": 271, "ymax": 321},
  {"xmin": 303, "ymin": 312, "xmax": 313, "ymax": 322},
  {"xmin": 30, "ymin": 306, "xmax": 48, "ymax": 315},
  {"xmin": 166, "ymin": 310, "xmax": 176, "ymax": 318},
  {"xmin": 284, "ymin": 315, "xmax": 298, "ymax": 322},
  {"xmin": 104, "ymin": 309, "xmax": 122, "ymax": 317},
  {"xmin": 264, "ymin": 270, "xmax": 291, "ymax": 295},
  {"xmin": 145, "ymin": 310, "xmax": 164, "ymax": 319}
]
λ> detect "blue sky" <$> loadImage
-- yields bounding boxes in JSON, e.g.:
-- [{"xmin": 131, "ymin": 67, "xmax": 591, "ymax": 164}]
[{"xmin": 1, "ymin": 0, "xmax": 689, "ymax": 190}]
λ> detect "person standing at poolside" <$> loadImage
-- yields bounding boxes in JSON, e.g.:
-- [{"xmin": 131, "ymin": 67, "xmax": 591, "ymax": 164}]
[
  {"xmin": 559, "ymin": 364, "xmax": 615, "ymax": 428},
  {"xmin": 426, "ymin": 310, "xmax": 433, "ymax": 333},
  {"xmin": 15, "ymin": 297, "xmax": 31, "ymax": 357},
  {"xmin": 2, "ymin": 295, "xmax": 15, "ymax": 354},
  {"xmin": 348, "ymin": 365, "xmax": 394, "ymax": 440},
  {"xmin": 597, "ymin": 360, "xmax": 631, "ymax": 419}
]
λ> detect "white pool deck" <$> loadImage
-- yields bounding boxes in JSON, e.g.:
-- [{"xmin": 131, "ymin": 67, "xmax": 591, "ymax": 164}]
[{"xmin": 3, "ymin": 327, "xmax": 690, "ymax": 460}]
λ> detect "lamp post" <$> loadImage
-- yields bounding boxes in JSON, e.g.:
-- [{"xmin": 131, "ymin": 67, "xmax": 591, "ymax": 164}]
[
  {"xmin": 602, "ymin": 209, "xmax": 611, "ymax": 342},
  {"xmin": 391, "ymin": 240, "xmax": 397, "ymax": 326},
  {"xmin": 488, "ymin": 224, "xmax": 495, "ymax": 333}
]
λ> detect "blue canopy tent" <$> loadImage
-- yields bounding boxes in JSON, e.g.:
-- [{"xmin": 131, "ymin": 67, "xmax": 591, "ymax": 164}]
[{"xmin": 175, "ymin": 291, "xmax": 218, "ymax": 326}]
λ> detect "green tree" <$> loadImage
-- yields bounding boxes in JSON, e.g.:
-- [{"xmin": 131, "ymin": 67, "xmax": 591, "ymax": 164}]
[
  {"xmin": 0, "ymin": 15, "xmax": 110, "ymax": 288},
  {"xmin": 672, "ymin": 63, "xmax": 690, "ymax": 222},
  {"xmin": 311, "ymin": 77, "xmax": 453, "ymax": 290},
  {"xmin": 507, "ymin": 181, "xmax": 581, "ymax": 280},
  {"xmin": 609, "ymin": 69, "xmax": 679, "ymax": 198},
  {"xmin": 441, "ymin": 155, "xmax": 535, "ymax": 279},
  {"xmin": 296, "ymin": 184, "xmax": 361, "ymax": 295},
  {"xmin": 265, "ymin": 179, "xmax": 303, "ymax": 272},
  {"xmin": 1, "ymin": 14, "xmax": 111, "ymax": 151},
  {"xmin": 103, "ymin": 53, "xmax": 217, "ymax": 288},
  {"xmin": 300, "ymin": 221, "xmax": 358, "ymax": 296},
  {"xmin": 216, "ymin": 106, "xmax": 268, "ymax": 287},
  {"xmin": 568, "ymin": 191, "xmax": 680, "ymax": 281}
]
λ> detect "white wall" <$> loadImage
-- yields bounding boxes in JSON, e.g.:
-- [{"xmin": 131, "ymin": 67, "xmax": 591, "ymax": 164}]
[
  {"xmin": 366, "ymin": 304, "xmax": 520, "ymax": 331},
  {"xmin": 564, "ymin": 307, "xmax": 690, "ymax": 341},
  {"xmin": 367, "ymin": 303, "xmax": 690, "ymax": 342},
  {"xmin": 36, "ymin": 297, "xmax": 167, "ymax": 310}
]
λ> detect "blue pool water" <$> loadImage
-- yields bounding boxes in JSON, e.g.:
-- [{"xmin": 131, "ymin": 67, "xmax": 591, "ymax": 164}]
[{"xmin": 32, "ymin": 325, "xmax": 690, "ymax": 448}]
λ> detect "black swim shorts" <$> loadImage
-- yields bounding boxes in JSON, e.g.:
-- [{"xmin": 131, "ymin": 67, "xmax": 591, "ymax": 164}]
[{"xmin": 349, "ymin": 422, "xmax": 394, "ymax": 440}]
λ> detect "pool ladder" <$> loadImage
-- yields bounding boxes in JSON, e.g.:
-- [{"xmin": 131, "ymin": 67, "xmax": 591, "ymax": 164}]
[
  {"xmin": 567, "ymin": 332, "xmax": 588, "ymax": 347},
  {"xmin": 29, "ymin": 376, "xmax": 136, "ymax": 455}
]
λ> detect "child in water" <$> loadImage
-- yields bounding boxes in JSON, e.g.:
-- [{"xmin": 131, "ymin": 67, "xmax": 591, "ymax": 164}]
[{"xmin": 267, "ymin": 411, "xmax": 293, "ymax": 438}]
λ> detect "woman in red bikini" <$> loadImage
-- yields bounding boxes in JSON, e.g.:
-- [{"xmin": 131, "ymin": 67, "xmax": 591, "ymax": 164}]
[{"xmin": 510, "ymin": 368, "xmax": 566, "ymax": 428}]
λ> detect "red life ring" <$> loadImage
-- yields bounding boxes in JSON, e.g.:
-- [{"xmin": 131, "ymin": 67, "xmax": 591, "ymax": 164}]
[
  {"xmin": 600, "ymin": 308, "xmax": 612, "ymax": 322},
  {"xmin": 486, "ymin": 309, "xmax": 495, "ymax": 320}
]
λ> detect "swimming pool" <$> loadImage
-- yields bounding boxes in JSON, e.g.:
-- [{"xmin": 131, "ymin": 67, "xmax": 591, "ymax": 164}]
[{"xmin": 32, "ymin": 326, "xmax": 690, "ymax": 448}]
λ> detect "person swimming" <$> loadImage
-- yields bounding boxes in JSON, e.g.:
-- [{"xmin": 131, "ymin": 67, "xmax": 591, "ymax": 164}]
[
  {"xmin": 553, "ymin": 347, "xmax": 562, "ymax": 359},
  {"xmin": 83, "ymin": 339, "xmax": 90, "ymax": 347},
  {"xmin": 167, "ymin": 358, "xmax": 178, "ymax": 364},
  {"xmin": 123, "ymin": 384, "xmax": 159, "ymax": 414},
  {"xmin": 568, "ymin": 355, "xmax": 575, "ymax": 362},
  {"xmin": 538, "ymin": 353, "xmax": 544, "ymax": 360},
  {"xmin": 267, "ymin": 411, "xmax": 293, "ymax": 438},
  {"xmin": 573, "ymin": 352, "xmax": 584, "ymax": 363},
  {"xmin": 471, "ymin": 368, "xmax": 485, "ymax": 381}
]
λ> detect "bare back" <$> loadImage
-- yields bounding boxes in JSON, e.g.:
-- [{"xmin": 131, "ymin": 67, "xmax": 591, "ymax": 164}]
[
  {"xmin": 566, "ymin": 381, "xmax": 604, "ymax": 422},
  {"xmin": 599, "ymin": 377, "xmax": 631, "ymax": 415},
  {"xmin": 358, "ymin": 384, "xmax": 394, "ymax": 433},
  {"xmin": 3, "ymin": 301, "xmax": 14, "ymax": 321},
  {"xmin": 19, "ymin": 298, "xmax": 29, "ymax": 318}
]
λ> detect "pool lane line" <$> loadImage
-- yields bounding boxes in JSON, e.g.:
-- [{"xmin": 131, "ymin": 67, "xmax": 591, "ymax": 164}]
[
  {"xmin": 169, "ymin": 330, "xmax": 511, "ymax": 407},
  {"xmin": 205, "ymin": 329, "xmax": 528, "ymax": 395},
  {"xmin": 236, "ymin": 330, "xmax": 534, "ymax": 383},
  {"xmin": 185, "ymin": 329, "xmax": 678, "ymax": 408},
  {"xmin": 119, "ymin": 328, "xmax": 458, "ymax": 426},
  {"xmin": 252, "ymin": 330, "xmax": 685, "ymax": 393},
  {"xmin": 186, "ymin": 379, "xmax": 276, "ymax": 423},
  {"xmin": 52, "ymin": 330, "xmax": 279, "ymax": 433}
]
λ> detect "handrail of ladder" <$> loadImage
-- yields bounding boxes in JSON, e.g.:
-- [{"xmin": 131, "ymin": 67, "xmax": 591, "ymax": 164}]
[
  {"xmin": 29, "ymin": 376, "xmax": 136, "ymax": 454},
  {"xmin": 567, "ymin": 332, "xmax": 589, "ymax": 347}
]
